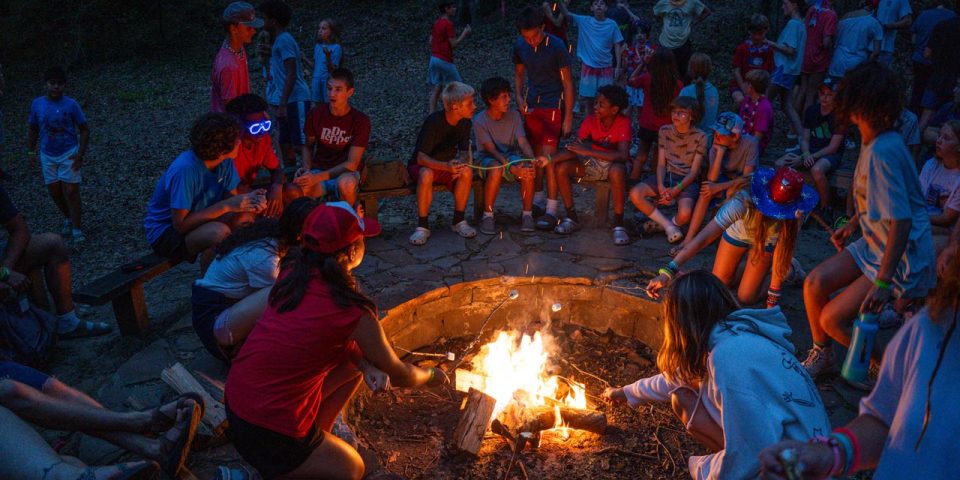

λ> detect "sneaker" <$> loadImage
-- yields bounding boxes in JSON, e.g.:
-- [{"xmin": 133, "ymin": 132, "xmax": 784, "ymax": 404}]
[
  {"xmin": 409, "ymin": 227, "xmax": 431, "ymax": 246},
  {"xmin": 877, "ymin": 305, "xmax": 904, "ymax": 329},
  {"xmin": 61, "ymin": 219, "xmax": 72, "ymax": 237},
  {"xmin": 480, "ymin": 215, "xmax": 497, "ymax": 235},
  {"xmin": 521, "ymin": 214, "xmax": 535, "ymax": 233},
  {"xmin": 452, "ymin": 220, "xmax": 477, "ymax": 238},
  {"xmin": 801, "ymin": 344, "xmax": 835, "ymax": 379}
]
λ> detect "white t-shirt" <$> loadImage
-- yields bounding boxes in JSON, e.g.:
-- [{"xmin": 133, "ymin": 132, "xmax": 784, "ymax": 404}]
[
  {"xmin": 653, "ymin": 0, "xmax": 708, "ymax": 49},
  {"xmin": 876, "ymin": 0, "xmax": 912, "ymax": 53},
  {"xmin": 860, "ymin": 307, "xmax": 960, "ymax": 479},
  {"xmin": 828, "ymin": 15, "xmax": 883, "ymax": 78},
  {"xmin": 715, "ymin": 189, "xmax": 781, "ymax": 248},
  {"xmin": 194, "ymin": 239, "xmax": 280, "ymax": 299},
  {"xmin": 569, "ymin": 13, "xmax": 624, "ymax": 68},
  {"xmin": 775, "ymin": 18, "xmax": 807, "ymax": 75},
  {"xmin": 918, "ymin": 158, "xmax": 960, "ymax": 215}
]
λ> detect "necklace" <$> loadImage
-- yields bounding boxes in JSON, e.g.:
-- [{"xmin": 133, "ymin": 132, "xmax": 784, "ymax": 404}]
[{"xmin": 223, "ymin": 41, "xmax": 245, "ymax": 58}]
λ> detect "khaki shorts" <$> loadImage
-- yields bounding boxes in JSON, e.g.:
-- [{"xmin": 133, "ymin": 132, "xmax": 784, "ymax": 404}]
[{"xmin": 581, "ymin": 157, "xmax": 611, "ymax": 182}]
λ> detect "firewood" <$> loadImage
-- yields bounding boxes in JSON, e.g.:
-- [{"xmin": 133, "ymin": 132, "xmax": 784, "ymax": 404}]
[
  {"xmin": 161, "ymin": 362, "xmax": 227, "ymax": 435},
  {"xmin": 452, "ymin": 388, "xmax": 497, "ymax": 455},
  {"xmin": 498, "ymin": 404, "xmax": 606, "ymax": 435},
  {"xmin": 454, "ymin": 368, "xmax": 487, "ymax": 393}
]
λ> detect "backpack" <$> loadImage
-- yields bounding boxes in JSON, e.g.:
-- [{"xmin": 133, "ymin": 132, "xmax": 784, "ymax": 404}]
[{"xmin": 0, "ymin": 300, "xmax": 57, "ymax": 369}]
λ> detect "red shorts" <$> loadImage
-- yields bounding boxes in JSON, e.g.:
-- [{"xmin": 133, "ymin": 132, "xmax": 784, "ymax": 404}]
[
  {"xmin": 408, "ymin": 163, "xmax": 456, "ymax": 191},
  {"xmin": 523, "ymin": 108, "xmax": 562, "ymax": 148}
]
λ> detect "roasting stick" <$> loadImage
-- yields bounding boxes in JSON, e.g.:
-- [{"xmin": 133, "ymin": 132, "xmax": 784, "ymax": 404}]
[{"xmin": 450, "ymin": 290, "xmax": 521, "ymax": 371}]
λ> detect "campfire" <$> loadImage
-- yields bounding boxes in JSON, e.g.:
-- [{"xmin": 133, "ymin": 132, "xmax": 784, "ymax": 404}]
[{"xmin": 452, "ymin": 329, "xmax": 607, "ymax": 455}]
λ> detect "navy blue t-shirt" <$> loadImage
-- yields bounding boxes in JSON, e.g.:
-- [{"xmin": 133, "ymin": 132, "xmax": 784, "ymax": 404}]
[{"xmin": 512, "ymin": 33, "xmax": 571, "ymax": 110}]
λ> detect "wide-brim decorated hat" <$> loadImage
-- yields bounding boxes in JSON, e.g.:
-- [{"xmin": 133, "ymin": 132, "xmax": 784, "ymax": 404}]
[{"xmin": 751, "ymin": 167, "xmax": 819, "ymax": 220}]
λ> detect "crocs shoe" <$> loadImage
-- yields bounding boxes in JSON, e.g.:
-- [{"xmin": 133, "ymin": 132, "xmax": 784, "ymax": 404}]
[
  {"xmin": 521, "ymin": 214, "xmax": 535, "ymax": 233},
  {"xmin": 535, "ymin": 213, "xmax": 559, "ymax": 231},
  {"xmin": 59, "ymin": 320, "xmax": 112, "ymax": 340},
  {"xmin": 452, "ymin": 220, "xmax": 477, "ymax": 238},
  {"xmin": 409, "ymin": 227, "xmax": 431, "ymax": 246},
  {"xmin": 480, "ymin": 215, "xmax": 497, "ymax": 235},
  {"xmin": 554, "ymin": 217, "xmax": 580, "ymax": 235},
  {"xmin": 665, "ymin": 226, "xmax": 684, "ymax": 244},
  {"xmin": 801, "ymin": 344, "xmax": 835, "ymax": 379},
  {"xmin": 612, "ymin": 226, "xmax": 630, "ymax": 245}
]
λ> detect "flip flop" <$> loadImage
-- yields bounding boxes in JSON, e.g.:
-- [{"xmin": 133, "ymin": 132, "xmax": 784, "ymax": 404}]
[
  {"xmin": 160, "ymin": 403, "xmax": 202, "ymax": 477},
  {"xmin": 59, "ymin": 320, "xmax": 112, "ymax": 340}
]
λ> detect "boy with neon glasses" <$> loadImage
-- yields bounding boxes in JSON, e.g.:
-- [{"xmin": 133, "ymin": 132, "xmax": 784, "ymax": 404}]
[{"xmin": 226, "ymin": 94, "xmax": 285, "ymax": 217}]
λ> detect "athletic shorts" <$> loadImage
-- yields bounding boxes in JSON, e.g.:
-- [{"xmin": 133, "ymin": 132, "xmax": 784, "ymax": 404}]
[
  {"xmin": 479, "ymin": 154, "xmax": 523, "ymax": 182},
  {"xmin": 579, "ymin": 64, "xmax": 615, "ymax": 98},
  {"xmin": 150, "ymin": 226, "xmax": 197, "ymax": 264},
  {"xmin": 408, "ymin": 163, "xmax": 457, "ymax": 191},
  {"xmin": 279, "ymin": 101, "xmax": 309, "ymax": 147},
  {"xmin": 311, "ymin": 171, "xmax": 361, "ymax": 201},
  {"xmin": 0, "ymin": 360, "xmax": 50, "ymax": 391},
  {"xmin": 40, "ymin": 146, "xmax": 81, "ymax": 185},
  {"xmin": 722, "ymin": 230, "xmax": 775, "ymax": 253},
  {"xmin": 523, "ymin": 108, "xmax": 562, "ymax": 147},
  {"xmin": 191, "ymin": 284, "xmax": 239, "ymax": 362},
  {"xmin": 770, "ymin": 65, "xmax": 798, "ymax": 90},
  {"xmin": 641, "ymin": 172, "xmax": 698, "ymax": 202},
  {"xmin": 427, "ymin": 56, "xmax": 463, "ymax": 86},
  {"xmin": 579, "ymin": 157, "xmax": 612, "ymax": 182},
  {"xmin": 227, "ymin": 405, "xmax": 325, "ymax": 479}
]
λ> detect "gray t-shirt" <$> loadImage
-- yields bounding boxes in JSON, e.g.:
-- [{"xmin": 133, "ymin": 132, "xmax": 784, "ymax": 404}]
[
  {"xmin": 847, "ymin": 131, "xmax": 935, "ymax": 297},
  {"xmin": 775, "ymin": 18, "xmax": 807, "ymax": 76},
  {"xmin": 712, "ymin": 134, "xmax": 759, "ymax": 175},
  {"xmin": 860, "ymin": 307, "xmax": 959, "ymax": 479},
  {"xmin": 473, "ymin": 109, "xmax": 526, "ymax": 157},
  {"xmin": 267, "ymin": 31, "xmax": 311, "ymax": 105}
]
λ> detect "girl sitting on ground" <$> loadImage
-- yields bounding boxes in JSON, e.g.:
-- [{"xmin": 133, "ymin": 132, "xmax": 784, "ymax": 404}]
[
  {"xmin": 646, "ymin": 166, "xmax": 815, "ymax": 307},
  {"xmin": 192, "ymin": 197, "xmax": 319, "ymax": 361},
  {"xmin": 604, "ymin": 270, "xmax": 830, "ymax": 479},
  {"xmin": 224, "ymin": 202, "xmax": 448, "ymax": 480}
]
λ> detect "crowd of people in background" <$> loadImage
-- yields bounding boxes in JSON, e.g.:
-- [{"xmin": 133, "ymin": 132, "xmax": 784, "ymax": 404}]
[{"xmin": 1, "ymin": 0, "xmax": 958, "ymax": 478}]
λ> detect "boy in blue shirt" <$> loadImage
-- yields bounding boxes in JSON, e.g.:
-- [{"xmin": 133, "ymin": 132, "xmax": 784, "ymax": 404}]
[
  {"xmin": 144, "ymin": 113, "xmax": 266, "ymax": 267},
  {"xmin": 27, "ymin": 67, "xmax": 89, "ymax": 244}
]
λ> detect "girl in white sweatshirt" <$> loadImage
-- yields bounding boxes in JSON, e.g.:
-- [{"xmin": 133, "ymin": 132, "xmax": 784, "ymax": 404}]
[{"xmin": 603, "ymin": 270, "xmax": 830, "ymax": 479}]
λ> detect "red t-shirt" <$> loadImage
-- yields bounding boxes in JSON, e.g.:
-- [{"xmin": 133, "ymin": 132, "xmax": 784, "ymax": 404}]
[
  {"xmin": 210, "ymin": 46, "xmax": 250, "ymax": 113},
  {"xmin": 577, "ymin": 114, "xmax": 631, "ymax": 152},
  {"xmin": 431, "ymin": 17, "xmax": 455, "ymax": 62},
  {"xmin": 802, "ymin": 4, "xmax": 838, "ymax": 73},
  {"xmin": 731, "ymin": 40, "xmax": 775, "ymax": 89},
  {"xmin": 232, "ymin": 135, "xmax": 280, "ymax": 186},
  {"xmin": 629, "ymin": 73, "xmax": 683, "ymax": 132},
  {"xmin": 225, "ymin": 277, "xmax": 364, "ymax": 438},
  {"xmin": 304, "ymin": 104, "xmax": 372, "ymax": 171}
]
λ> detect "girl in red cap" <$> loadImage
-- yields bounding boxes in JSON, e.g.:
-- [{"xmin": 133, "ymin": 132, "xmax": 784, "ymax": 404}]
[
  {"xmin": 224, "ymin": 202, "xmax": 447, "ymax": 479},
  {"xmin": 646, "ymin": 166, "xmax": 817, "ymax": 307}
]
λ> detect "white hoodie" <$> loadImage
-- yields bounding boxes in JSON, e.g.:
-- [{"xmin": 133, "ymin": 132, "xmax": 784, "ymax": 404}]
[{"xmin": 622, "ymin": 307, "xmax": 830, "ymax": 480}]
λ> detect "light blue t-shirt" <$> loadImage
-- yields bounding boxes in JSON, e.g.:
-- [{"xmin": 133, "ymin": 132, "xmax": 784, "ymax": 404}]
[
  {"xmin": 861, "ymin": 307, "xmax": 960, "ymax": 480},
  {"xmin": 828, "ymin": 14, "xmax": 883, "ymax": 78},
  {"xmin": 144, "ymin": 150, "xmax": 241, "ymax": 245},
  {"xmin": 876, "ymin": 0, "xmax": 912, "ymax": 53},
  {"xmin": 267, "ymin": 31, "xmax": 311, "ymax": 106},
  {"xmin": 311, "ymin": 43, "xmax": 342, "ymax": 104},
  {"xmin": 847, "ymin": 131, "xmax": 935, "ymax": 298},
  {"xmin": 569, "ymin": 13, "xmax": 624, "ymax": 69},
  {"xmin": 27, "ymin": 96, "xmax": 87, "ymax": 156},
  {"xmin": 775, "ymin": 18, "xmax": 806, "ymax": 75},
  {"xmin": 680, "ymin": 82, "xmax": 719, "ymax": 132},
  {"xmin": 473, "ymin": 109, "xmax": 526, "ymax": 156}
]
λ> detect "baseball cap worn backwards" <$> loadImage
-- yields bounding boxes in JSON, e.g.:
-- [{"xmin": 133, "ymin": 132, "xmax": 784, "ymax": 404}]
[
  {"xmin": 301, "ymin": 202, "xmax": 381, "ymax": 254},
  {"xmin": 223, "ymin": 2, "xmax": 264, "ymax": 28},
  {"xmin": 712, "ymin": 112, "xmax": 744, "ymax": 137}
]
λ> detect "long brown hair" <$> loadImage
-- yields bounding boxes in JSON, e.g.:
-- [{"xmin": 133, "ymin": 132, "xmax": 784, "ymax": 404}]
[
  {"xmin": 687, "ymin": 53, "xmax": 712, "ymax": 123},
  {"xmin": 648, "ymin": 49, "xmax": 679, "ymax": 117},
  {"xmin": 657, "ymin": 270, "xmax": 741, "ymax": 385}
]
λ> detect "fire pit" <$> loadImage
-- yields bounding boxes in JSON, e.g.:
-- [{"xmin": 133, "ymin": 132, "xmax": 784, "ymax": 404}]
[{"xmin": 350, "ymin": 277, "xmax": 705, "ymax": 479}]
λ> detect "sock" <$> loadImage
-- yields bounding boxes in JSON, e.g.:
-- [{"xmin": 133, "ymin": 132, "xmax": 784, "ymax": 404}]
[
  {"xmin": 546, "ymin": 199, "xmax": 559, "ymax": 216},
  {"xmin": 418, "ymin": 216, "xmax": 429, "ymax": 229},
  {"xmin": 648, "ymin": 209, "xmax": 674, "ymax": 230},
  {"xmin": 522, "ymin": 210, "xmax": 532, "ymax": 218},
  {"xmin": 453, "ymin": 210, "xmax": 465, "ymax": 225},
  {"xmin": 57, "ymin": 310, "xmax": 81, "ymax": 333},
  {"xmin": 614, "ymin": 213, "xmax": 624, "ymax": 227},
  {"xmin": 483, "ymin": 211, "xmax": 494, "ymax": 218},
  {"xmin": 567, "ymin": 208, "xmax": 579, "ymax": 222}
]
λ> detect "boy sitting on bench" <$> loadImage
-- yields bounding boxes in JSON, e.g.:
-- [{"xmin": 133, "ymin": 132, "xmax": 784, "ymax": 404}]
[
  {"xmin": 473, "ymin": 77, "xmax": 547, "ymax": 234},
  {"xmin": 225, "ymin": 94, "xmax": 285, "ymax": 217},
  {"xmin": 293, "ymin": 68, "xmax": 371, "ymax": 206},
  {"xmin": 408, "ymin": 81, "xmax": 478, "ymax": 245},
  {"xmin": 144, "ymin": 113, "xmax": 266, "ymax": 268}
]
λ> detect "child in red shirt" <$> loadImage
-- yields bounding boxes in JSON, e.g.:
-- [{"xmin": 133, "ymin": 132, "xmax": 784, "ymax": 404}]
[
  {"xmin": 731, "ymin": 14, "xmax": 775, "ymax": 107},
  {"xmin": 427, "ymin": 1, "xmax": 471, "ymax": 113}
]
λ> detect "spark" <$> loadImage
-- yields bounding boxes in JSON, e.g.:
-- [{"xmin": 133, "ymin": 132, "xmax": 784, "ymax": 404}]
[{"xmin": 525, "ymin": 263, "xmax": 530, "ymax": 275}]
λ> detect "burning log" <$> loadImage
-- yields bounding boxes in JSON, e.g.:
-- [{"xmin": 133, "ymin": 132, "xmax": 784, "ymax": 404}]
[
  {"xmin": 452, "ymin": 388, "xmax": 497, "ymax": 455},
  {"xmin": 497, "ymin": 403, "xmax": 607, "ymax": 435}
]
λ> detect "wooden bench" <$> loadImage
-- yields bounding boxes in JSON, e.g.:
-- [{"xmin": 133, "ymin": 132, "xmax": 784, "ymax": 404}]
[
  {"xmin": 359, "ymin": 180, "xmax": 485, "ymax": 222},
  {"xmin": 73, "ymin": 253, "xmax": 178, "ymax": 336}
]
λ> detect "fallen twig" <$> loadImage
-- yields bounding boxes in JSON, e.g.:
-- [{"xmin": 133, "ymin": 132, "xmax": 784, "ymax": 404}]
[
  {"xmin": 654, "ymin": 425, "xmax": 676, "ymax": 472},
  {"xmin": 594, "ymin": 446, "xmax": 659, "ymax": 461}
]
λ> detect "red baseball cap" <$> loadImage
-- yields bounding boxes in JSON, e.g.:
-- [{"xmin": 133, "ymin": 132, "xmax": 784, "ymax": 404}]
[{"xmin": 301, "ymin": 202, "xmax": 381, "ymax": 253}]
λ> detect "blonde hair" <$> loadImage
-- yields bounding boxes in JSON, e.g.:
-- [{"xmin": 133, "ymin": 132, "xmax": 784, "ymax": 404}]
[
  {"xmin": 744, "ymin": 209, "xmax": 800, "ymax": 280},
  {"xmin": 441, "ymin": 81, "xmax": 475, "ymax": 111}
]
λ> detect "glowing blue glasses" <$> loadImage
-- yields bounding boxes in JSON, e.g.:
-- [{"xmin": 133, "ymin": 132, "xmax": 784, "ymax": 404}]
[{"xmin": 246, "ymin": 120, "xmax": 272, "ymax": 136}]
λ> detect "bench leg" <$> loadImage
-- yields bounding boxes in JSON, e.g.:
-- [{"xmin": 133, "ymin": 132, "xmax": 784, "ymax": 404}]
[
  {"xmin": 594, "ymin": 184, "xmax": 610, "ymax": 227},
  {"xmin": 363, "ymin": 196, "xmax": 380, "ymax": 222},
  {"xmin": 472, "ymin": 181, "xmax": 484, "ymax": 221},
  {"xmin": 111, "ymin": 283, "xmax": 150, "ymax": 336}
]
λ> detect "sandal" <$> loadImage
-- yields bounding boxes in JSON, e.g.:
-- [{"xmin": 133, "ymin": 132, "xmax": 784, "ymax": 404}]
[
  {"xmin": 159, "ymin": 403, "xmax": 202, "ymax": 477},
  {"xmin": 59, "ymin": 320, "xmax": 112, "ymax": 340},
  {"xmin": 612, "ymin": 226, "xmax": 630, "ymax": 245},
  {"xmin": 535, "ymin": 213, "xmax": 559, "ymax": 231},
  {"xmin": 554, "ymin": 217, "xmax": 580, "ymax": 235},
  {"xmin": 408, "ymin": 227, "xmax": 431, "ymax": 246}
]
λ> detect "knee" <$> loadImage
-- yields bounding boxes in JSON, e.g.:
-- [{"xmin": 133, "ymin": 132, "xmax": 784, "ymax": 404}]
[
  {"xmin": 338, "ymin": 174, "xmax": 359, "ymax": 192},
  {"xmin": 0, "ymin": 379, "xmax": 23, "ymax": 404},
  {"xmin": 35, "ymin": 233, "xmax": 70, "ymax": 262},
  {"xmin": 811, "ymin": 164, "xmax": 828, "ymax": 180},
  {"xmin": 210, "ymin": 222, "xmax": 233, "ymax": 243},
  {"xmin": 803, "ymin": 266, "xmax": 828, "ymax": 296},
  {"xmin": 774, "ymin": 157, "xmax": 787, "ymax": 168},
  {"xmin": 283, "ymin": 183, "xmax": 303, "ymax": 205},
  {"xmin": 417, "ymin": 168, "xmax": 434, "ymax": 185},
  {"xmin": 460, "ymin": 167, "xmax": 473, "ymax": 182},
  {"xmin": 608, "ymin": 164, "xmax": 626, "ymax": 181}
]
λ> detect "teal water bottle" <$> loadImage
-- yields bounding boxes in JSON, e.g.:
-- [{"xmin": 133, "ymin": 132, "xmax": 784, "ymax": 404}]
[{"xmin": 841, "ymin": 313, "xmax": 879, "ymax": 383}]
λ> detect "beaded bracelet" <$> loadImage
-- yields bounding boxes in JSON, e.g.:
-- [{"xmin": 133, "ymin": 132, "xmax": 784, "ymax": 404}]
[
  {"xmin": 667, "ymin": 260, "xmax": 679, "ymax": 272},
  {"xmin": 834, "ymin": 427, "xmax": 861, "ymax": 475}
]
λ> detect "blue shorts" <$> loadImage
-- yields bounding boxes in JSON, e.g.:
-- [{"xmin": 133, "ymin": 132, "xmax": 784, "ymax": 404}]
[
  {"xmin": 0, "ymin": 360, "xmax": 50, "ymax": 391},
  {"xmin": 722, "ymin": 230, "xmax": 775, "ymax": 253},
  {"xmin": 279, "ymin": 101, "xmax": 310, "ymax": 147},
  {"xmin": 479, "ymin": 153, "xmax": 523, "ymax": 182},
  {"xmin": 427, "ymin": 57, "xmax": 462, "ymax": 86},
  {"xmin": 770, "ymin": 66, "xmax": 798, "ymax": 90},
  {"xmin": 310, "ymin": 170, "xmax": 360, "ymax": 200}
]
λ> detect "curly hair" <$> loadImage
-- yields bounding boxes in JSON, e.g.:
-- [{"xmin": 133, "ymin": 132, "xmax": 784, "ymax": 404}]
[
  {"xmin": 225, "ymin": 94, "xmax": 269, "ymax": 117},
  {"xmin": 190, "ymin": 113, "xmax": 240, "ymax": 162},
  {"xmin": 835, "ymin": 61, "xmax": 903, "ymax": 133},
  {"xmin": 597, "ymin": 84, "xmax": 629, "ymax": 114}
]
